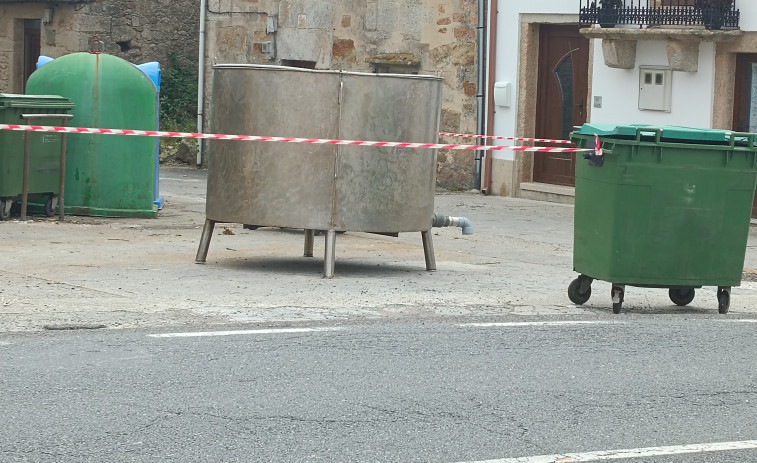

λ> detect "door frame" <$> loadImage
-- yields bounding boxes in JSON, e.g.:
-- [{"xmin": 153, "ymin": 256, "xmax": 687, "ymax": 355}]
[
  {"xmin": 512, "ymin": 16, "xmax": 593, "ymax": 196},
  {"xmin": 533, "ymin": 24, "xmax": 589, "ymax": 186},
  {"xmin": 732, "ymin": 53, "xmax": 757, "ymax": 218}
]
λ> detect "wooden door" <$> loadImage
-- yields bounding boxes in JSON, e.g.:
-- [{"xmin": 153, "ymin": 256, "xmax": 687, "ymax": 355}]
[
  {"xmin": 732, "ymin": 53, "xmax": 757, "ymax": 218},
  {"xmin": 23, "ymin": 20, "xmax": 41, "ymax": 92},
  {"xmin": 534, "ymin": 25, "xmax": 589, "ymax": 186}
]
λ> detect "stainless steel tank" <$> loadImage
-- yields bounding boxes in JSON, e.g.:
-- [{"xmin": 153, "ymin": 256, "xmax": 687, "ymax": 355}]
[{"xmin": 195, "ymin": 64, "xmax": 443, "ymax": 277}]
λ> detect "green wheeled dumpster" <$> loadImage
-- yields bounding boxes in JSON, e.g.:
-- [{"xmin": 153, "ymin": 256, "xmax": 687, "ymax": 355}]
[
  {"xmin": 568, "ymin": 124, "xmax": 757, "ymax": 314},
  {"xmin": 0, "ymin": 94, "xmax": 74, "ymax": 220}
]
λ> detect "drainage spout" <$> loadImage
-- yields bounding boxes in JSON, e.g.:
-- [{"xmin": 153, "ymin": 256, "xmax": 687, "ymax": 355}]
[{"xmin": 432, "ymin": 213, "xmax": 474, "ymax": 235}]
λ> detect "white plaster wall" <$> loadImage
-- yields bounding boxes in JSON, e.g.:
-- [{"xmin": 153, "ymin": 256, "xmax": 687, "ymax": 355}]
[
  {"xmin": 740, "ymin": 1, "xmax": 757, "ymax": 31},
  {"xmin": 589, "ymin": 40, "xmax": 716, "ymax": 128},
  {"xmin": 491, "ymin": 0, "xmax": 575, "ymax": 161},
  {"xmin": 490, "ymin": 9, "xmax": 518, "ymax": 161},
  {"xmin": 491, "ymin": 0, "xmax": 745, "ymax": 160}
]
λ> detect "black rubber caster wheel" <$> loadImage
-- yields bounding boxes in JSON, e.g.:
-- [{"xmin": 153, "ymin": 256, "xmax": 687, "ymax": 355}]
[
  {"xmin": 717, "ymin": 287, "xmax": 730, "ymax": 314},
  {"xmin": 0, "ymin": 201, "xmax": 10, "ymax": 221},
  {"xmin": 44, "ymin": 196, "xmax": 55, "ymax": 217},
  {"xmin": 669, "ymin": 287, "xmax": 695, "ymax": 306},
  {"xmin": 611, "ymin": 285, "xmax": 625, "ymax": 314},
  {"xmin": 568, "ymin": 277, "xmax": 592, "ymax": 305}
]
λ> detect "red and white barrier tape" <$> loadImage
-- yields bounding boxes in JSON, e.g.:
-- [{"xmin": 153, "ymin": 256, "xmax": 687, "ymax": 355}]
[
  {"xmin": 594, "ymin": 134, "xmax": 603, "ymax": 156},
  {"xmin": 439, "ymin": 132, "xmax": 574, "ymax": 145},
  {"xmin": 0, "ymin": 123, "xmax": 592, "ymax": 153}
]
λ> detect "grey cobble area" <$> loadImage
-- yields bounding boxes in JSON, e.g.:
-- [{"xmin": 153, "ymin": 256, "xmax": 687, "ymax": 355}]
[{"xmin": 1, "ymin": 166, "xmax": 757, "ymax": 332}]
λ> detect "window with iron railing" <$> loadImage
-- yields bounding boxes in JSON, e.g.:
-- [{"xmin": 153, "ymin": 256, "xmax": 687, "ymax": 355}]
[{"xmin": 578, "ymin": 0, "xmax": 739, "ymax": 29}]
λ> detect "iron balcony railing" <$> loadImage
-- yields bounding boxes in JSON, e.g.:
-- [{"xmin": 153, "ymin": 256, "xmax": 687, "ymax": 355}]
[{"xmin": 579, "ymin": 0, "xmax": 740, "ymax": 29}]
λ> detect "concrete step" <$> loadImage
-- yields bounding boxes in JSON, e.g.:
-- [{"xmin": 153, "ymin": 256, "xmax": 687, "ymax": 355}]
[{"xmin": 519, "ymin": 182, "xmax": 575, "ymax": 205}]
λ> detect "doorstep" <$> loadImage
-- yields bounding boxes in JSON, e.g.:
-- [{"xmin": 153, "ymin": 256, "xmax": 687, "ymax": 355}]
[{"xmin": 519, "ymin": 182, "xmax": 575, "ymax": 205}]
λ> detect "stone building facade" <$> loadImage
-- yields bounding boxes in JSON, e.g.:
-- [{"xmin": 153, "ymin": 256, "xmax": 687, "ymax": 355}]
[
  {"xmin": 203, "ymin": 0, "xmax": 481, "ymax": 189},
  {"xmin": 0, "ymin": 0, "xmax": 199, "ymax": 92},
  {"xmin": 0, "ymin": 0, "xmax": 481, "ymax": 190}
]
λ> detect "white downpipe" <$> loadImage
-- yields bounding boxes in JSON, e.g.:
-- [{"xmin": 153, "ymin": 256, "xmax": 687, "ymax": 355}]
[{"xmin": 196, "ymin": 0, "xmax": 207, "ymax": 165}]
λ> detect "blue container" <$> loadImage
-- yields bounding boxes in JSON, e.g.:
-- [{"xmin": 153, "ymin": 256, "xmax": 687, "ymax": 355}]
[{"xmin": 137, "ymin": 62, "xmax": 164, "ymax": 210}]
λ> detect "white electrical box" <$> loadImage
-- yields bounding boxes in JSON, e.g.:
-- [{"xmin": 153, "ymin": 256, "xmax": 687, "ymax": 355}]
[
  {"xmin": 493, "ymin": 81, "xmax": 511, "ymax": 107},
  {"xmin": 638, "ymin": 66, "xmax": 672, "ymax": 112}
]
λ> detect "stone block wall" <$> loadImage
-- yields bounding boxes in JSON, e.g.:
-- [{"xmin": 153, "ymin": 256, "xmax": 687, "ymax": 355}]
[
  {"xmin": 0, "ymin": 0, "xmax": 199, "ymax": 93},
  {"xmin": 205, "ymin": 0, "xmax": 481, "ymax": 189},
  {"xmin": 1, "ymin": 0, "xmax": 479, "ymax": 189}
]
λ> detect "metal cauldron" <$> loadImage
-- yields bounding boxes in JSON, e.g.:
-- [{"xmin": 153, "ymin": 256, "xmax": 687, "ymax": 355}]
[{"xmin": 195, "ymin": 65, "xmax": 443, "ymax": 277}]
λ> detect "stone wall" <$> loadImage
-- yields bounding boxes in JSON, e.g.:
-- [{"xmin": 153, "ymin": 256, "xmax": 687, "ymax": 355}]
[
  {"xmin": 204, "ymin": 0, "xmax": 480, "ymax": 189},
  {"xmin": 0, "ymin": 0, "xmax": 199, "ymax": 93},
  {"xmin": 0, "ymin": 0, "xmax": 479, "ymax": 189}
]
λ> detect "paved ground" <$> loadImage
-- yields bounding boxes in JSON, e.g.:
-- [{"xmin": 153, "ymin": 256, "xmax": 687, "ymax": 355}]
[{"xmin": 2, "ymin": 166, "xmax": 757, "ymax": 332}]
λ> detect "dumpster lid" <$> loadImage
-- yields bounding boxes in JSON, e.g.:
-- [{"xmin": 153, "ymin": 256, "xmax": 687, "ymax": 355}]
[
  {"xmin": 574, "ymin": 123, "xmax": 730, "ymax": 144},
  {"xmin": 0, "ymin": 93, "xmax": 75, "ymax": 109}
]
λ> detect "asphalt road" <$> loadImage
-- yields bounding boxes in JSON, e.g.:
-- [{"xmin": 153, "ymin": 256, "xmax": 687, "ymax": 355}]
[{"xmin": 1, "ymin": 318, "xmax": 756, "ymax": 462}]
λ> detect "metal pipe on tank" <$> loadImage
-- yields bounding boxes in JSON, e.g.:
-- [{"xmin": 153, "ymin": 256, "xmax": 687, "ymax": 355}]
[{"xmin": 196, "ymin": 0, "xmax": 207, "ymax": 165}]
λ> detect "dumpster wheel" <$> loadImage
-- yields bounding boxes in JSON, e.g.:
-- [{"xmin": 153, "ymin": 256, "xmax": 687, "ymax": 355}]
[
  {"xmin": 568, "ymin": 276, "xmax": 593, "ymax": 305},
  {"xmin": 44, "ymin": 195, "xmax": 56, "ymax": 217},
  {"xmin": 611, "ymin": 285, "xmax": 625, "ymax": 314},
  {"xmin": 0, "ymin": 200, "xmax": 10, "ymax": 221},
  {"xmin": 669, "ymin": 287, "xmax": 695, "ymax": 306},
  {"xmin": 717, "ymin": 287, "xmax": 731, "ymax": 314}
]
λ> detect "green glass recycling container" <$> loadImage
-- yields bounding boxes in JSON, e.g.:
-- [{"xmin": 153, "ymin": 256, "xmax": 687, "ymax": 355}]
[{"xmin": 25, "ymin": 53, "xmax": 157, "ymax": 218}]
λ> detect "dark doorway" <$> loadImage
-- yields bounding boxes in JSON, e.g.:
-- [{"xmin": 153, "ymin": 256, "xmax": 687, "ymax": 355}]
[
  {"xmin": 23, "ymin": 19, "xmax": 41, "ymax": 92},
  {"xmin": 732, "ymin": 53, "xmax": 757, "ymax": 218},
  {"xmin": 533, "ymin": 25, "xmax": 589, "ymax": 186}
]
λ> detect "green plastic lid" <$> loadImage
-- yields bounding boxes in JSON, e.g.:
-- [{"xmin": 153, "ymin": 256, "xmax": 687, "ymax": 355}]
[
  {"xmin": 0, "ymin": 93, "xmax": 75, "ymax": 109},
  {"xmin": 575, "ymin": 123, "xmax": 730, "ymax": 144}
]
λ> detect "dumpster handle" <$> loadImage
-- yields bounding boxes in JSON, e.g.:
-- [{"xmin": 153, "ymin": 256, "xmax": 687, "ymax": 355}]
[
  {"xmin": 635, "ymin": 127, "xmax": 661, "ymax": 143},
  {"xmin": 727, "ymin": 131, "xmax": 755, "ymax": 149}
]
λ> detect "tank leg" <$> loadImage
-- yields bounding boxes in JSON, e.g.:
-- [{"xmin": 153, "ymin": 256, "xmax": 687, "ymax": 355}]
[
  {"xmin": 304, "ymin": 229, "xmax": 315, "ymax": 257},
  {"xmin": 422, "ymin": 230, "xmax": 436, "ymax": 271},
  {"xmin": 323, "ymin": 229, "xmax": 336, "ymax": 279},
  {"xmin": 195, "ymin": 219, "xmax": 216, "ymax": 263}
]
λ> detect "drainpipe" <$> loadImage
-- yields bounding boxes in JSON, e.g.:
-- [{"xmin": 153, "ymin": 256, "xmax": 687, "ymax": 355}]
[
  {"xmin": 475, "ymin": 0, "xmax": 487, "ymax": 191},
  {"xmin": 196, "ymin": 0, "xmax": 207, "ymax": 166},
  {"xmin": 481, "ymin": 0, "xmax": 498, "ymax": 195}
]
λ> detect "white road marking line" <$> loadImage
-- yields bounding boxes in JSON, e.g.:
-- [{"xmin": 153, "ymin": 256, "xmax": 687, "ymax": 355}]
[
  {"xmin": 719, "ymin": 319, "xmax": 757, "ymax": 323},
  {"xmin": 148, "ymin": 327, "xmax": 343, "ymax": 338},
  {"xmin": 457, "ymin": 439, "xmax": 757, "ymax": 463},
  {"xmin": 461, "ymin": 321, "xmax": 617, "ymax": 328}
]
